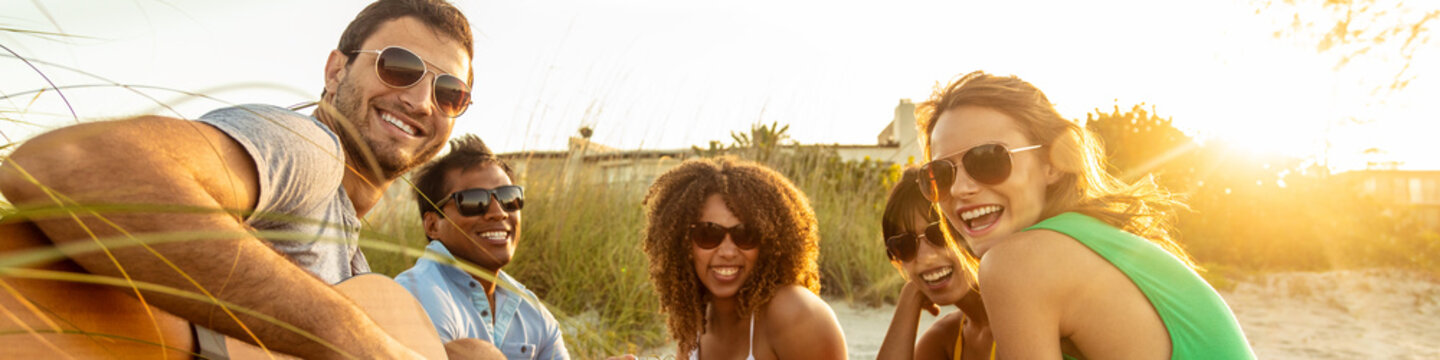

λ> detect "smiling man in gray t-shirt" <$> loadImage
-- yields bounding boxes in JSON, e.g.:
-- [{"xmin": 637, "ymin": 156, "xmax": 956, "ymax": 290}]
[
  {"xmin": 0, "ymin": 0, "xmax": 482, "ymax": 358},
  {"xmin": 199, "ymin": 104, "xmax": 369, "ymax": 285}
]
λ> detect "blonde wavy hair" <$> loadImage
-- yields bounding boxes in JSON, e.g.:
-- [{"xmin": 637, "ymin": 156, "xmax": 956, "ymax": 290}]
[{"xmin": 916, "ymin": 71, "xmax": 1194, "ymax": 268}]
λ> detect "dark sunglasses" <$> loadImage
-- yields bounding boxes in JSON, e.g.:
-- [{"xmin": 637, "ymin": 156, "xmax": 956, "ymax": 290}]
[
  {"xmin": 688, "ymin": 222, "xmax": 759, "ymax": 250},
  {"xmin": 350, "ymin": 46, "xmax": 473, "ymax": 117},
  {"xmin": 434, "ymin": 185, "xmax": 524, "ymax": 217},
  {"xmin": 885, "ymin": 222, "xmax": 949, "ymax": 262},
  {"xmin": 917, "ymin": 143, "xmax": 1042, "ymax": 202}
]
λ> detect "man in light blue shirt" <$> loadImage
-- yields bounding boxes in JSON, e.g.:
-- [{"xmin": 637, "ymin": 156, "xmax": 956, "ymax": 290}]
[{"xmin": 396, "ymin": 135, "xmax": 569, "ymax": 359}]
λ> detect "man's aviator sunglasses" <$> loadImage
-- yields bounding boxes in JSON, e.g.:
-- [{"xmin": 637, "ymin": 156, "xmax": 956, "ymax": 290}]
[
  {"xmin": 350, "ymin": 46, "xmax": 472, "ymax": 117},
  {"xmin": 434, "ymin": 186, "xmax": 524, "ymax": 217},
  {"xmin": 885, "ymin": 221, "xmax": 948, "ymax": 262},
  {"xmin": 917, "ymin": 143, "xmax": 1042, "ymax": 202}
]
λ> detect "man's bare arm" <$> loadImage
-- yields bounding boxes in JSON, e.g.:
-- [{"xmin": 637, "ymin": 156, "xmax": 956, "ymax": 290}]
[{"xmin": 0, "ymin": 116, "xmax": 417, "ymax": 359}]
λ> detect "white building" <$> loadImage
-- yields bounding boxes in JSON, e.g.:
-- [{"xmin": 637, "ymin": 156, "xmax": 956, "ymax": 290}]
[
  {"xmin": 499, "ymin": 99, "xmax": 925, "ymax": 185},
  {"xmin": 833, "ymin": 99, "xmax": 923, "ymax": 165}
]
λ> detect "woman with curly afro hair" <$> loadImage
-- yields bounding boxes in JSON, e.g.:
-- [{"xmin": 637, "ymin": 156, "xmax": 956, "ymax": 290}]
[{"xmin": 640, "ymin": 157, "xmax": 846, "ymax": 360}]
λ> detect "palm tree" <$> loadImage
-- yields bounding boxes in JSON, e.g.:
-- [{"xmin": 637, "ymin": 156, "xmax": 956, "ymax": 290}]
[{"xmin": 730, "ymin": 122, "xmax": 790, "ymax": 163}]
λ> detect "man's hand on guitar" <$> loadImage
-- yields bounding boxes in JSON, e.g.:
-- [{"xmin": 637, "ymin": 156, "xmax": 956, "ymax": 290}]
[{"xmin": 444, "ymin": 338, "xmax": 505, "ymax": 360}]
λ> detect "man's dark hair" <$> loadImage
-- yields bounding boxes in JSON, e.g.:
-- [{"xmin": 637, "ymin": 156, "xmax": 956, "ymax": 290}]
[
  {"xmin": 324, "ymin": 0, "xmax": 475, "ymax": 97},
  {"xmin": 339, "ymin": 0, "xmax": 474, "ymax": 63},
  {"xmin": 413, "ymin": 134, "xmax": 515, "ymax": 216}
]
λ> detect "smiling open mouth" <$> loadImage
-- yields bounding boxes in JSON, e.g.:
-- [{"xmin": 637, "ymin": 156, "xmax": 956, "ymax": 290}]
[
  {"xmin": 474, "ymin": 230, "xmax": 510, "ymax": 245},
  {"xmin": 381, "ymin": 111, "xmax": 416, "ymax": 136},
  {"xmin": 961, "ymin": 205, "xmax": 1003, "ymax": 232},
  {"xmin": 920, "ymin": 266, "xmax": 953, "ymax": 285}
]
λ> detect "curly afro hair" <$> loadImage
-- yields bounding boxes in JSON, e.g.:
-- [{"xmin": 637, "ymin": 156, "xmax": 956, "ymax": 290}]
[{"xmin": 641, "ymin": 156, "xmax": 821, "ymax": 355}]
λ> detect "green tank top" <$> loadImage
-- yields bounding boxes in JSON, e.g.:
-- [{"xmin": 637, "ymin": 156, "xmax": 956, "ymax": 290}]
[{"xmin": 1026, "ymin": 212, "xmax": 1255, "ymax": 360}]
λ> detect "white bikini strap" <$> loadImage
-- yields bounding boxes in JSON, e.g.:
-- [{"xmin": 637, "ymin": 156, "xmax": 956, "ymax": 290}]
[{"xmin": 748, "ymin": 313, "xmax": 756, "ymax": 357}]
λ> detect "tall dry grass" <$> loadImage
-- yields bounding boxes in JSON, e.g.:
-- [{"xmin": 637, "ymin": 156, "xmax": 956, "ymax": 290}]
[
  {"xmin": 357, "ymin": 148, "xmax": 908, "ymax": 357},
  {"xmin": 8, "ymin": 16, "xmax": 1438, "ymax": 357},
  {"xmin": 1, "ymin": 22, "xmax": 906, "ymax": 357}
]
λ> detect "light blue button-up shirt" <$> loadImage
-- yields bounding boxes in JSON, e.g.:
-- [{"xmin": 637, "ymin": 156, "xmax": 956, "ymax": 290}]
[{"xmin": 396, "ymin": 241, "xmax": 569, "ymax": 360}]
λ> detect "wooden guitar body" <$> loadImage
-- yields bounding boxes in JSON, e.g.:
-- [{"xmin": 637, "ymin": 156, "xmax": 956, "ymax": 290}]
[
  {"xmin": 222, "ymin": 273, "xmax": 446, "ymax": 359},
  {"xmin": 0, "ymin": 220, "xmax": 446, "ymax": 359},
  {"xmin": 0, "ymin": 220, "xmax": 194, "ymax": 359}
]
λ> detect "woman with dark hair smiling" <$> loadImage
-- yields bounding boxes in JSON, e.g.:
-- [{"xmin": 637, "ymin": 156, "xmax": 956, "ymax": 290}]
[
  {"xmin": 640, "ymin": 156, "xmax": 846, "ymax": 360},
  {"xmin": 879, "ymin": 167, "xmax": 1015, "ymax": 360}
]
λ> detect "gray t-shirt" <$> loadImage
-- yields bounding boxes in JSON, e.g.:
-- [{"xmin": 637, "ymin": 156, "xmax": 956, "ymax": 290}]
[{"xmin": 198, "ymin": 104, "xmax": 369, "ymax": 284}]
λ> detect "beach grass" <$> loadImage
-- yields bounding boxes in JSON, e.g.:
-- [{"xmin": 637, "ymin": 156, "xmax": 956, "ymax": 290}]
[
  {"xmin": 354, "ymin": 149, "xmax": 908, "ymax": 357},
  {"xmin": 4, "ymin": 21, "xmax": 1440, "ymax": 357}
]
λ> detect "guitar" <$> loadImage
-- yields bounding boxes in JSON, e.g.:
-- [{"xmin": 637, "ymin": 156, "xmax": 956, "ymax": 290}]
[{"xmin": 0, "ymin": 220, "xmax": 446, "ymax": 359}]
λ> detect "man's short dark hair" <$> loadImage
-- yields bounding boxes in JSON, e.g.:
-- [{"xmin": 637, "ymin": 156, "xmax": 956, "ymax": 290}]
[
  {"xmin": 325, "ymin": 0, "xmax": 475, "ymax": 97},
  {"xmin": 339, "ymin": 0, "xmax": 474, "ymax": 63},
  {"xmin": 413, "ymin": 134, "xmax": 516, "ymax": 216}
]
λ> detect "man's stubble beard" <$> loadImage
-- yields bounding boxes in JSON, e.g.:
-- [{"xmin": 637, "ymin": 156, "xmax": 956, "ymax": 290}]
[{"xmin": 328, "ymin": 78, "xmax": 447, "ymax": 181}]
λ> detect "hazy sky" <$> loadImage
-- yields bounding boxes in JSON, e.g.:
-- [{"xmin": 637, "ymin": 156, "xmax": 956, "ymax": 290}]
[{"xmin": 2, "ymin": 0, "xmax": 1435, "ymax": 171}]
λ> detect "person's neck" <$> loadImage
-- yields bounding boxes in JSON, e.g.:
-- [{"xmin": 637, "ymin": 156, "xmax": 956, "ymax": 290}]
[
  {"xmin": 472, "ymin": 268, "xmax": 501, "ymax": 301},
  {"xmin": 956, "ymin": 289, "xmax": 988, "ymax": 325},
  {"xmin": 709, "ymin": 296, "xmax": 744, "ymax": 324},
  {"xmin": 314, "ymin": 106, "xmax": 393, "ymax": 217},
  {"xmin": 341, "ymin": 171, "xmax": 390, "ymax": 216}
]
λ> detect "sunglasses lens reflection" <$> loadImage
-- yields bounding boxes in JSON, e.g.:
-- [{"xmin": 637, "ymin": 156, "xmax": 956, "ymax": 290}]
[
  {"xmin": 691, "ymin": 224, "xmax": 723, "ymax": 249},
  {"xmin": 888, "ymin": 222, "xmax": 950, "ymax": 262},
  {"xmin": 434, "ymin": 75, "xmax": 471, "ymax": 117},
  {"xmin": 918, "ymin": 144, "xmax": 1020, "ymax": 201},
  {"xmin": 731, "ymin": 227, "xmax": 756, "ymax": 250},
  {"xmin": 455, "ymin": 191, "xmax": 489, "ymax": 217},
  {"xmin": 964, "ymin": 144, "xmax": 1012, "ymax": 185},
  {"xmin": 886, "ymin": 234, "xmax": 917, "ymax": 262},
  {"xmin": 374, "ymin": 47, "xmax": 471, "ymax": 117},
  {"xmin": 453, "ymin": 186, "xmax": 524, "ymax": 217},
  {"xmin": 918, "ymin": 161, "xmax": 953, "ymax": 202},
  {"xmin": 690, "ymin": 223, "xmax": 757, "ymax": 250},
  {"xmin": 377, "ymin": 48, "xmax": 425, "ymax": 87},
  {"xmin": 492, "ymin": 186, "xmax": 524, "ymax": 212},
  {"xmin": 925, "ymin": 224, "xmax": 948, "ymax": 248}
]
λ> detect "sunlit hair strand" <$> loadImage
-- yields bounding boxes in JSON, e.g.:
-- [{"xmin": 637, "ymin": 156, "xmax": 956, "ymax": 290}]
[{"xmin": 916, "ymin": 71, "xmax": 1195, "ymax": 268}]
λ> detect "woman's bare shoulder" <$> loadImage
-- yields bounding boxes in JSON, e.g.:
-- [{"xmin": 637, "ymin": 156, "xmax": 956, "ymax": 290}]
[
  {"xmin": 761, "ymin": 285, "xmax": 846, "ymax": 358},
  {"xmin": 979, "ymin": 229, "xmax": 1111, "ymax": 305},
  {"xmin": 981, "ymin": 230, "xmax": 1107, "ymax": 278},
  {"xmin": 928, "ymin": 311, "xmax": 964, "ymax": 333},
  {"xmin": 916, "ymin": 311, "xmax": 964, "ymax": 353},
  {"xmin": 762, "ymin": 285, "xmax": 830, "ymax": 318}
]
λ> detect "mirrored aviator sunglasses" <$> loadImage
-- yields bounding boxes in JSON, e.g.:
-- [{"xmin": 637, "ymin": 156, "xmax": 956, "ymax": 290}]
[
  {"xmin": 688, "ymin": 222, "xmax": 759, "ymax": 250},
  {"xmin": 351, "ymin": 46, "xmax": 473, "ymax": 117},
  {"xmin": 435, "ymin": 185, "xmax": 524, "ymax": 217},
  {"xmin": 884, "ymin": 221, "xmax": 949, "ymax": 262},
  {"xmin": 917, "ymin": 143, "xmax": 1043, "ymax": 202}
]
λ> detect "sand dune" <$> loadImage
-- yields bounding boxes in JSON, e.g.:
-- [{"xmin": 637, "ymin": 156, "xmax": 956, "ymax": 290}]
[
  {"xmin": 833, "ymin": 269, "xmax": 1440, "ymax": 359},
  {"xmin": 1225, "ymin": 270, "xmax": 1440, "ymax": 359}
]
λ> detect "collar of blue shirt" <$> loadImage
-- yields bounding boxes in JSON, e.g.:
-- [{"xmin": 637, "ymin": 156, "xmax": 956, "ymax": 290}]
[{"xmin": 420, "ymin": 240, "xmax": 528, "ymax": 295}]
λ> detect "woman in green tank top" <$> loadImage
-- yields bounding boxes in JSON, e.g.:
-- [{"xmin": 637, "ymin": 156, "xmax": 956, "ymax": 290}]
[
  {"xmin": 912, "ymin": 71, "xmax": 1255, "ymax": 359},
  {"xmin": 875, "ymin": 168, "xmax": 1083, "ymax": 360}
]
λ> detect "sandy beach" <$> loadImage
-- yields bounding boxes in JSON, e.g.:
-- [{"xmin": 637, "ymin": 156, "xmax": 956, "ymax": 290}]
[{"xmin": 832, "ymin": 269, "xmax": 1440, "ymax": 359}]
